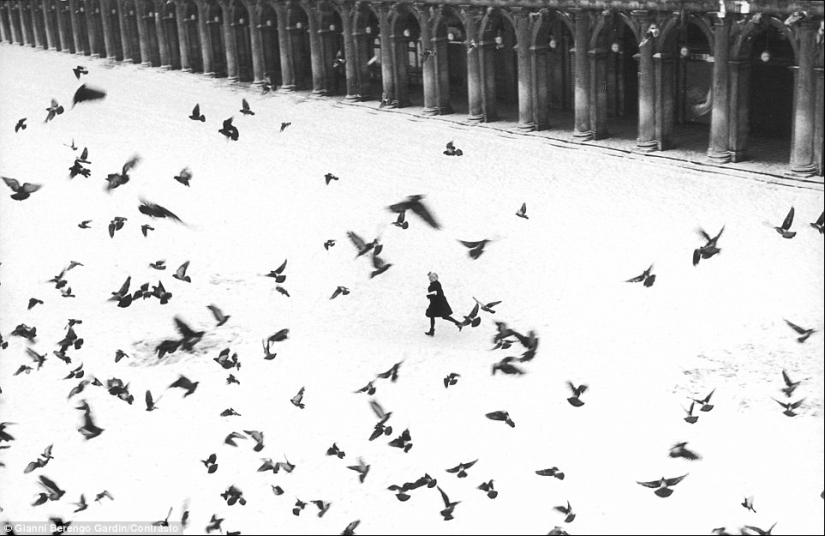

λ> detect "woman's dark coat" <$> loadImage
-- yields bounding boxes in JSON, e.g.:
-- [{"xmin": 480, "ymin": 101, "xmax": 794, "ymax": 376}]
[{"xmin": 426, "ymin": 280, "xmax": 453, "ymax": 318}]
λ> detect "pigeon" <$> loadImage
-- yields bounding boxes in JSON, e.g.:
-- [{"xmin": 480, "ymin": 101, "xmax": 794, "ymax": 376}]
[
  {"xmin": 784, "ymin": 319, "xmax": 816, "ymax": 343},
  {"xmin": 342, "ymin": 520, "xmax": 361, "ymax": 536},
  {"xmin": 15, "ymin": 118, "xmax": 27, "ymax": 132},
  {"xmin": 240, "ymin": 98, "xmax": 254, "ymax": 116},
  {"xmin": 743, "ymin": 523, "xmax": 777, "ymax": 536},
  {"xmin": 280, "ymin": 121, "xmax": 291, "ymax": 132},
  {"xmin": 692, "ymin": 389, "xmax": 716, "ymax": 412},
  {"xmin": 485, "ymin": 410, "xmax": 515, "ymax": 428},
  {"xmin": 138, "ymin": 199, "xmax": 184, "ymax": 223},
  {"xmin": 220, "ymin": 408, "xmax": 241, "ymax": 417},
  {"xmin": 141, "ymin": 224, "xmax": 154, "ymax": 237},
  {"xmin": 291, "ymin": 387, "xmax": 306, "ymax": 409},
  {"xmin": 536, "ymin": 467, "xmax": 565, "ymax": 480},
  {"xmin": 459, "ymin": 239, "xmax": 489, "ymax": 260},
  {"xmin": 324, "ymin": 239, "xmax": 336, "ymax": 250},
  {"xmin": 773, "ymin": 397, "xmax": 805, "ymax": 417},
  {"xmin": 554, "ymin": 501, "xmax": 576, "ymax": 523},
  {"xmin": 683, "ymin": 401, "xmax": 699, "ymax": 424},
  {"xmin": 109, "ymin": 276, "xmax": 132, "ymax": 307},
  {"xmin": 207, "ymin": 305, "xmax": 231, "ymax": 327},
  {"xmin": 392, "ymin": 210, "xmax": 409, "ymax": 229},
  {"xmin": 347, "ymin": 231, "xmax": 378, "ymax": 257},
  {"xmin": 271, "ymin": 485, "xmax": 285, "ymax": 496},
  {"xmin": 742, "ymin": 495, "xmax": 756, "ymax": 513},
  {"xmin": 566, "ymin": 382, "xmax": 588, "ymax": 407},
  {"xmin": 636, "ymin": 474, "xmax": 689, "ymax": 498},
  {"xmin": 172, "ymin": 317, "xmax": 204, "ymax": 351},
  {"xmin": 781, "ymin": 370, "xmax": 804, "ymax": 397},
  {"xmin": 492, "ymin": 358, "xmax": 525, "ymax": 376},
  {"xmin": 105, "ymin": 155, "xmax": 140, "ymax": 191},
  {"xmin": 370, "ymin": 253, "xmax": 393, "ymax": 278},
  {"xmin": 388, "ymin": 428, "xmax": 413, "ymax": 452},
  {"xmin": 76, "ymin": 147, "xmax": 90, "ymax": 164},
  {"xmin": 473, "ymin": 298, "xmax": 502, "ymax": 314},
  {"xmin": 446, "ymin": 459, "xmax": 478, "ymax": 478},
  {"xmin": 811, "ymin": 211, "xmax": 824, "ymax": 234},
  {"xmin": 458, "ymin": 302, "xmax": 482, "ymax": 329},
  {"xmin": 26, "ymin": 348, "xmax": 47, "ymax": 370},
  {"xmin": 669, "ymin": 442, "xmax": 702, "ymax": 461},
  {"xmin": 73, "ymin": 65, "xmax": 88, "ymax": 79},
  {"xmin": 626, "ymin": 264, "xmax": 656, "ymax": 287},
  {"xmin": 109, "ymin": 216, "xmax": 127, "ymax": 238},
  {"xmin": 189, "ymin": 104, "xmax": 205, "ymax": 122},
  {"xmin": 347, "ymin": 458, "xmax": 370, "ymax": 483},
  {"xmin": 213, "ymin": 348, "xmax": 240, "ymax": 370},
  {"xmin": 2, "ymin": 177, "xmax": 42, "ymax": 201},
  {"xmin": 355, "ymin": 381, "xmax": 376, "ymax": 395},
  {"xmin": 265, "ymin": 259, "xmax": 287, "ymax": 283},
  {"xmin": 68, "ymin": 160, "xmax": 91, "ymax": 178},
  {"xmin": 145, "ymin": 390, "xmax": 159, "ymax": 411},
  {"xmin": 219, "ymin": 117, "xmax": 239, "ymax": 140},
  {"xmin": 437, "ymin": 486, "xmax": 460, "ymax": 521},
  {"xmin": 262, "ymin": 339, "xmax": 277, "ymax": 360},
  {"xmin": 774, "ymin": 207, "xmax": 796, "ymax": 239},
  {"xmin": 329, "ymin": 286, "xmax": 350, "ymax": 300},
  {"xmin": 78, "ymin": 220, "xmax": 92, "ymax": 229},
  {"xmin": 275, "ymin": 286, "xmax": 290, "ymax": 297},
  {"xmin": 443, "ymin": 141, "xmax": 463, "ymax": 156},
  {"xmin": 327, "ymin": 443, "xmax": 346, "ymax": 459},
  {"xmin": 268, "ymin": 328, "xmax": 289, "ymax": 342},
  {"xmin": 174, "ymin": 167, "xmax": 192, "ymax": 186},
  {"xmin": 515, "ymin": 203, "xmax": 528, "ymax": 219},
  {"xmin": 169, "ymin": 375, "xmax": 199, "ymax": 397},
  {"xmin": 173, "ymin": 261, "xmax": 191, "ymax": 283},
  {"xmin": 478, "ymin": 480, "xmax": 498, "ymax": 499},
  {"xmin": 149, "ymin": 260, "xmax": 166, "ymax": 270},
  {"xmin": 76, "ymin": 400, "xmax": 104, "ymax": 439},
  {"xmin": 73, "ymin": 84, "xmax": 107, "ymax": 107},
  {"xmin": 27, "ymin": 298, "xmax": 44, "ymax": 310},
  {"xmin": 443, "ymin": 373, "xmax": 460, "ymax": 388},
  {"xmin": 153, "ymin": 507, "xmax": 174, "ymax": 527},
  {"xmin": 205, "ymin": 514, "xmax": 224, "ymax": 533},
  {"xmin": 325, "ymin": 173, "xmax": 339, "ymax": 185},
  {"xmin": 45, "ymin": 98, "xmax": 65, "ymax": 122},
  {"xmin": 224, "ymin": 432, "xmax": 247, "ymax": 447},
  {"xmin": 693, "ymin": 226, "xmax": 724, "ymax": 266},
  {"xmin": 71, "ymin": 495, "xmax": 86, "ymax": 512},
  {"xmin": 377, "ymin": 361, "xmax": 402, "ymax": 382},
  {"xmin": 95, "ymin": 490, "xmax": 114, "ymax": 503},
  {"xmin": 388, "ymin": 195, "xmax": 441, "ymax": 229},
  {"xmin": 0, "ymin": 423, "xmax": 15, "ymax": 442},
  {"xmin": 226, "ymin": 374, "xmax": 240, "ymax": 385},
  {"xmin": 151, "ymin": 281, "xmax": 172, "ymax": 304}
]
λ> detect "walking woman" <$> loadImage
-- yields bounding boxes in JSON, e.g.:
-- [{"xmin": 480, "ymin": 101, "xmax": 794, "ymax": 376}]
[{"xmin": 425, "ymin": 272, "xmax": 462, "ymax": 336}]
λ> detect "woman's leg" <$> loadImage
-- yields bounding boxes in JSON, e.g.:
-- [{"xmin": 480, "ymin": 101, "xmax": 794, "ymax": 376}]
[{"xmin": 426, "ymin": 316, "xmax": 435, "ymax": 336}]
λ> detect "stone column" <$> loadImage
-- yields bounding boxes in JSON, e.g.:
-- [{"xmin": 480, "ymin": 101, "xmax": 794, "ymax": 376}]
[
  {"xmin": 307, "ymin": 8, "xmax": 324, "ymax": 94},
  {"xmin": 198, "ymin": 4, "xmax": 213, "ymax": 75},
  {"xmin": 136, "ymin": 4, "xmax": 152, "ymax": 65},
  {"xmin": 531, "ymin": 43, "xmax": 549, "ymax": 130},
  {"xmin": 379, "ymin": 8, "xmax": 395, "ymax": 106},
  {"xmin": 654, "ymin": 52, "xmax": 676, "ymax": 151},
  {"xmin": 572, "ymin": 9, "xmax": 591, "ymax": 140},
  {"xmin": 636, "ymin": 13, "xmax": 657, "ymax": 152},
  {"xmin": 276, "ymin": 9, "xmax": 295, "ymax": 90},
  {"xmin": 69, "ymin": 0, "xmax": 84, "ymax": 53},
  {"xmin": 815, "ymin": 66, "xmax": 823, "ymax": 176},
  {"xmin": 100, "ymin": 0, "xmax": 115, "ymax": 59},
  {"xmin": 249, "ymin": 7, "xmax": 264, "ymax": 84},
  {"xmin": 20, "ymin": 0, "xmax": 33, "ymax": 46},
  {"xmin": 355, "ymin": 31, "xmax": 372, "ymax": 99},
  {"xmin": 431, "ymin": 36, "xmax": 450, "ymax": 115},
  {"xmin": 31, "ymin": 1, "xmax": 44, "ymax": 48},
  {"xmin": 86, "ymin": 1, "xmax": 99, "ymax": 56},
  {"xmin": 589, "ymin": 46, "xmax": 608, "ymax": 139},
  {"xmin": 340, "ymin": 6, "xmax": 359, "ymax": 101},
  {"xmin": 727, "ymin": 59, "xmax": 749, "ymax": 162},
  {"xmin": 157, "ymin": 9, "xmax": 172, "ymax": 68},
  {"xmin": 57, "ymin": 3, "xmax": 71, "ymax": 51},
  {"xmin": 0, "ymin": 5, "xmax": 8, "ymax": 43},
  {"xmin": 118, "ymin": 3, "xmax": 132, "ymax": 62},
  {"xmin": 393, "ymin": 35, "xmax": 410, "ymax": 107},
  {"xmin": 707, "ymin": 14, "xmax": 731, "ymax": 163},
  {"xmin": 514, "ymin": 10, "xmax": 534, "ymax": 131},
  {"xmin": 224, "ymin": 14, "xmax": 238, "ymax": 80},
  {"xmin": 789, "ymin": 19, "xmax": 817, "ymax": 176},
  {"xmin": 464, "ymin": 7, "xmax": 483, "ymax": 122},
  {"xmin": 176, "ymin": 2, "xmax": 190, "ymax": 71},
  {"xmin": 479, "ymin": 41, "xmax": 498, "ymax": 122}
]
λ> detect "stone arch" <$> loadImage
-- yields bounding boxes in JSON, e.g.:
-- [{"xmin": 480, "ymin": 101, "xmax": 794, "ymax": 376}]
[
  {"xmin": 477, "ymin": 7, "xmax": 518, "ymax": 122},
  {"xmin": 160, "ymin": 0, "xmax": 181, "ymax": 68},
  {"xmin": 390, "ymin": 3, "xmax": 424, "ymax": 107},
  {"xmin": 205, "ymin": 2, "xmax": 226, "ymax": 76},
  {"xmin": 228, "ymin": 0, "xmax": 253, "ymax": 81},
  {"xmin": 352, "ymin": 2, "xmax": 381, "ymax": 100},
  {"xmin": 318, "ymin": 0, "xmax": 344, "ymax": 94},
  {"xmin": 732, "ymin": 15, "xmax": 799, "ymax": 63},
  {"xmin": 285, "ymin": 1, "xmax": 312, "ymax": 89},
  {"xmin": 138, "ymin": 0, "xmax": 160, "ymax": 66},
  {"xmin": 122, "ymin": 0, "xmax": 141, "ymax": 62},
  {"xmin": 530, "ymin": 9, "xmax": 575, "ymax": 129},
  {"xmin": 430, "ymin": 5, "xmax": 468, "ymax": 114},
  {"xmin": 657, "ymin": 12, "xmax": 714, "ymax": 54},
  {"xmin": 179, "ymin": 0, "xmax": 201, "ymax": 71},
  {"xmin": 257, "ymin": 1, "xmax": 280, "ymax": 85}
]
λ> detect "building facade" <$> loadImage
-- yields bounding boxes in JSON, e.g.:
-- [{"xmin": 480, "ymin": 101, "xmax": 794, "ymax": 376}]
[{"xmin": 1, "ymin": 0, "xmax": 822, "ymax": 177}]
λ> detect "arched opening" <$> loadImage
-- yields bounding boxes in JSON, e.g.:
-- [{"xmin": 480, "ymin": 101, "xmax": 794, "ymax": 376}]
[
  {"xmin": 161, "ymin": 1, "xmax": 181, "ymax": 69},
  {"xmin": 287, "ymin": 5, "xmax": 312, "ymax": 90},
  {"xmin": 745, "ymin": 23, "xmax": 795, "ymax": 164},
  {"xmin": 32, "ymin": 0, "xmax": 48, "ymax": 48},
  {"xmin": 107, "ymin": 2, "xmax": 123, "ymax": 60},
  {"xmin": 206, "ymin": 3, "xmax": 226, "ymax": 77},
  {"xmin": 353, "ymin": 7, "xmax": 380, "ymax": 100},
  {"xmin": 181, "ymin": 0, "xmax": 201, "ymax": 72},
  {"xmin": 591, "ymin": 15, "xmax": 640, "ymax": 141},
  {"xmin": 257, "ymin": 3, "xmax": 280, "ymax": 86},
  {"xmin": 479, "ymin": 9, "xmax": 517, "ymax": 122},
  {"xmin": 22, "ymin": 0, "xmax": 36, "ymax": 46},
  {"xmin": 89, "ymin": 0, "xmax": 106, "ymax": 57},
  {"xmin": 46, "ymin": 0, "xmax": 60, "ymax": 50},
  {"xmin": 391, "ymin": 6, "xmax": 422, "ymax": 108},
  {"xmin": 433, "ymin": 8, "xmax": 467, "ymax": 114},
  {"xmin": 318, "ymin": 6, "xmax": 343, "ymax": 95},
  {"xmin": 58, "ymin": 1, "xmax": 74, "ymax": 52},
  {"xmin": 75, "ymin": 0, "xmax": 91, "ymax": 54},
  {"xmin": 123, "ymin": 1, "xmax": 141, "ymax": 63},
  {"xmin": 229, "ymin": 1, "xmax": 252, "ymax": 81},
  {"xmin": 532, "ymin": 10, "xmax": 574, "ymax": 130},
  {"xmin": 141, "ymin": 1, "xmax": 161, "ymax": 66}
]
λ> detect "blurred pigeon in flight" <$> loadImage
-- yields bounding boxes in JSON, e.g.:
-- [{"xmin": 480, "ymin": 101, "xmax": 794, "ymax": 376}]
[
  {"xmin": 811, "ymin": 211, "xmax": 824, "ymax": 234},
  {"xmin": 2, "ymin": 177, "xmax": 41, "ymax": 201},
  {"xmin": 636, "ymin": 474, "xmax": 689, "ymax": 498},
  {"xmin": 515, "ymin": 203, "xmax": 528, "ymax": 219},
  {"xmin": 388, "ymin": 195, "xmax": 441, "ymax": 230},
  {"xmin": 240, "ymin": 98, "xmax": 254, "ymax": 116},
  {"xmin": 45, "ymin": 99, "xmax": 64, "ymax": 123},
  {"xmin": 774, "ymin": 207, "xmax": 796, "ymax": 239},
  {"xmin": 626, "ymin": 264, "xmax": 656, "ymax": 287},
  {"xmin": 15, "ymin": 118, "xmax": 26, "ymax": 132},
  {"xmin": 174, "ymin": 167, "xmax": 192, "ymax": 187},
  {"xmin": 784, "ymin": 319, "xmax": 816, "ymax": 343},
  {"xmin": 189, "ymin": 104, "xmax": 205, "ymax": 122},
  {"xmin": 73, "ymin": 84, "xmax": 107, "ymax": 107}
]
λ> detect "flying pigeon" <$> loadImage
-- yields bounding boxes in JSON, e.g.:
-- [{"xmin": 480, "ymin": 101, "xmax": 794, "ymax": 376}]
[
  {"xmin": 73, "ymin": 84, "xmax": 107, "ymax": 107},
  {"xmin": 2, "ymin": 177, "xmax": 41, "ymax": 201},
  {"xmin": 774, "ymin": 207, "xmax": 796, "ymax": 239},
  {"xmin": 388, "ymin": 195, "xmax": 441, "ymax": 229},
  {"xmin": 189, "ymin": 104, "xmax": 205, "ymax": 122}
]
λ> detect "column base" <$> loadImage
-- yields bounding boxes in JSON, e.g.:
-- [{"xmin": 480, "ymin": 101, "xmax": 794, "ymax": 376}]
[
  {"xmin": 160, "ymin": 64, "xmax": 172, "ymax": 71},
  {"xmin": 422, "ymin": 106, "xmax": 439, "ymax": 116},
  {"xmin": 181, "ymin": 67, "xmax": 192, "ymax": 73},
  {"xmin": 729, "ymin": 149, "xmax": 747, "ymax": 163},
  {"xmin": 91, "ymin": 53, "xmax": 101, "ymax": 58},
  {"xmin": 592, "ymin": 129, "xmax": 609, "ymax": 141},
  {"xmin": 279, "ymin": 84, "xmax": 296, "ymax": 93},
  {"xmin": 122, "ymin": 58, "xmax": 134, "ymax": 64},
  {"xmin": 518, "ymin": 121, "xmax": 536, "ymax": 133},
  {"xmin": 344, "ymin": 94, "xmax": 359, "ymax": 102},
  {"xmin": 573, "ymin": 129, "xmax": 593, "ymax": 142},
  {"xmin": 707, "ymin": 149, "xmax": 731, "ymax": 164},
  {"xmin": 468, "ymin": 113, "xmax": 484, "ymax": 123},
  {"xmin": 636, "ymin": 139, "xmax": 658, "ymax": 152},
  {"xmin": 228, "ymin": 76, "xmax": 240, "ymax": 83},
  {"xmin": 788, "ymin": 163, "xmax": 817, "ymax": 177}
]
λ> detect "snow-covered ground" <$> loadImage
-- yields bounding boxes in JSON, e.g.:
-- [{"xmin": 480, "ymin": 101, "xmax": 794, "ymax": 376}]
[{"xmin": 0, "ymin": 43, "xmax": 823, "ymax": 535}]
